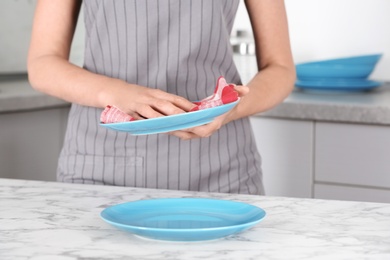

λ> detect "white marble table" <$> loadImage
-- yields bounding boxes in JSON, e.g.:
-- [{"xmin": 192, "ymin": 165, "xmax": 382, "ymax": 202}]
[{"xmin": 1, "ymin": 178, "xmax": 390, "ymax": 260}]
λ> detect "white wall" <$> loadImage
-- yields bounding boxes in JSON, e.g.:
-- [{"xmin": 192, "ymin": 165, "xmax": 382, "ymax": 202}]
[
  {"xmin": 1, "ymin": 0, "xmax": 388, "ymax": 81},
  {"xmin": 233, "ymin": 0, "xmax": 390, "ymax": 81},
  {"xmin": 0, "ymin": 1, "xmax": 84, "ymax": 74}
]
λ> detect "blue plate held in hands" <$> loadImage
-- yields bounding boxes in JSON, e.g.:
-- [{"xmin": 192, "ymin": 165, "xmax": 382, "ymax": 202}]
[
  {"xmin": 100, "ymin": 99, "xmax": 239, "ymax": 135},
  {"xmin": 100, "ymin": 198, "xmax": 266, "ymax": 241}
]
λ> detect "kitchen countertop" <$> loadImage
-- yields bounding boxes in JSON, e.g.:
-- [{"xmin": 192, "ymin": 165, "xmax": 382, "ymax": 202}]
[
  {"xmin": 261, "ymin": 83, "xmax": 390, "ymax": 125},
  {"xmin": 1, "ymin": 178, "xmax": 389, "ymax": 260},
  {"xmin": 0, "ymin": 74, "xmax": 70, "ymax": 113},
  {"xmin": 2, "ymin": 74, "xmax": 390, "ymax": 125}
]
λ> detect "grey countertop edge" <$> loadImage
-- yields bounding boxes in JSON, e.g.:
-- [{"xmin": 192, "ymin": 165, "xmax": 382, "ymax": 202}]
[
  {"xmin": 255, "ymin": 101, "xmax": 390, "ymax": 126},
  {"xmin": 0, "ymin": 95, "xmax": 70, "ymax": 114},
  {"xmin": 5, "ymin": 92, "xmax": 390, "ymax": 126},
  {"xmin": 2, "ymin": 77, "xmax": 390, "ymax": 126},
  {"xmin": 0, "ymin": 75, "xmax": 71, "ymax": 114}
]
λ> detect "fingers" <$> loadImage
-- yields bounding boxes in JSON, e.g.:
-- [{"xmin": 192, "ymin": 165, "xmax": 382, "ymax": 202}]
[
  {"xmin": 170, "ymin": 95, "xmax": 197, "ymax": 112},
  {"xmin": 133, "ymin": 89, "xmax": 196, "ymax": 118},
  {"xmin": 167, "ymin": 100, "xmax": 237, "ymax": 139},
  {"xmin": 233, "ymin": 85, "xmax": 250, "ymax": 97},
  {"xmin": 135, "ymin": 104, "xmax": 165, "ymax": 119},
  {"xmin": 151, "ymin": 99, "xmax": 188, "ymax": 116},
  {"xmin": 169, "ymin": 125, "xmax": 215, "ymax": 140},
  {"xmin": 168, "ymin": 118, "xmax": 224, "ymax": 140},
  {"xmin": 185, "ymin": 124, "xmax": 218, "ymax": 138},
  {"xmin": 163, "ymin": 83, "xmax": 246, "ymax": 139},
  {"xmin": 150, "ymin": 89, "xmax": 196, "ymax": 112},
  {"xmin": 168, "ymin": 130, "xmax": 199, "ymax": 140}
]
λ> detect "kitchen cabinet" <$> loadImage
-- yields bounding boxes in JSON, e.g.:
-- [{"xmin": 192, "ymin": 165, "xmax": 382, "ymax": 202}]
[
  {"xmin": 0, "ymin": 107, "xmax": 69, "ymax": 181},
  {"xmin": 314, "ymin": 122, "xmax": 390, "ymax": 203},
  {"xmin": 315, "ymin": 122, "xmax": 390, "ymax": 189},
  {"xmin": 250, "ymin": 117, "xmax": 390, "ymax": 203},
  {"xmin": 314, "ymin": 183, "xmax": 390, "ymax": 204},
  {"xmin": 249, "ymin": 117, "xmax": 314, "ymax": 198}
]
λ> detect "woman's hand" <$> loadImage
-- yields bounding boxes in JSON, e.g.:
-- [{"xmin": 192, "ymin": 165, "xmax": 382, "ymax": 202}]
[
  {"xmin": 103, "ymin": 83, "xmax": 196, "ymax": 120},
  {"xmin": 169, "ymin": 0, "xmax": 296, "ymax": 140},
  {"xmin": 168, "ymin": 84, "xmax": 250, "ymax": 140}
]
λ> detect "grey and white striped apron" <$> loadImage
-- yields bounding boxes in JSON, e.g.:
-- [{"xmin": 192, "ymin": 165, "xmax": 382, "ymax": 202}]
[{"xmin": 58, "ymin": 0, "xmax": 264, "ymax": 195}]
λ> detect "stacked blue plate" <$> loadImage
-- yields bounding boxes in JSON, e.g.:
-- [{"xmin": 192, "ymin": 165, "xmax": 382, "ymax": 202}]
[{"xmin": 295, "ymin": 54, "xmax": 383, "ymax": 91}]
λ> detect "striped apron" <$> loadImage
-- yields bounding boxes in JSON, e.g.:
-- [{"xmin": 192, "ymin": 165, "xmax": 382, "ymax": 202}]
[{"xmin": 58, "ymin": 0, "xmax": 264, "ymax": 195}]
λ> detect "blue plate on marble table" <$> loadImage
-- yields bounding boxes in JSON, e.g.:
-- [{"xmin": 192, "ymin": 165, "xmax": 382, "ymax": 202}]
[
  {"xmin": 99, "ymin": 100, "xmax": 239, "ymax": 135},
  {"xmin": 100, "ymin": 198, "xmax": 266, "ymax": 241}
]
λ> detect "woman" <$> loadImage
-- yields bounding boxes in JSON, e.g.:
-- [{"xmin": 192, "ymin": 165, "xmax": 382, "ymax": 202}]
[{"xmin": 28, "ymin": 0, "xmax": 295, "ymax": 195}]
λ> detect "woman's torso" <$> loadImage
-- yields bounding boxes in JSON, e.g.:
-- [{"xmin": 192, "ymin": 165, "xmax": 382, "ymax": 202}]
[{"xmin": 58, "ymin": 0, "xmax": 264, "ymax": 195}]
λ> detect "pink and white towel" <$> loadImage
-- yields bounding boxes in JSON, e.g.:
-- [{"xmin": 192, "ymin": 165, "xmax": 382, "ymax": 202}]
[
  {"xmin": 100, "ymin": 76, "xmax": 238, "ymax": 124},
  {"xmin": 100, "ymin": 105, "xmax": 134, "ymax": 124},
  {"xmin": 190, "ymin": 76, "xmax": 238, "ymax": 111}
]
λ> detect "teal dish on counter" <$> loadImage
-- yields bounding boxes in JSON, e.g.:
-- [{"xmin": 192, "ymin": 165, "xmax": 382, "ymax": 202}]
[
  {"xmin": 294, "ymin": 54, "xmax": 383, "ymax": 91},
  {"xmin": 100, "ymin": 198, "xmax": 266, "ymax": 241},
  {"xmin": 296, "ymin": 54, "xmax": 382, "ymax": 80},
  {"xmin": 295, "ymin": 79, "xmax": 382, "ymax": 91},
  {"xmin": 296, "ymin": 63, "xmax": 375, "ymax": 79},
  {"xmin": 302, "ymin": 54, "xmax": 382, "ymax": 66}
]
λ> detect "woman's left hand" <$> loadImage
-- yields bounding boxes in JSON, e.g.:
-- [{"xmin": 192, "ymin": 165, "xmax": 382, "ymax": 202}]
[{"xmin": 168, "ymin": 84, "xmax": 249, "ymax": 140}]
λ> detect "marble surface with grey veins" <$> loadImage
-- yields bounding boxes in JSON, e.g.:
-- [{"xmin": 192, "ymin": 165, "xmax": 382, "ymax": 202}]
[
  {"xmin": 1, "ymin": 178, "xmax": 390, "ymax": 260},
  {"xmin": 1, "ymin": 74, "xmax": 390, "ymax": 125}
]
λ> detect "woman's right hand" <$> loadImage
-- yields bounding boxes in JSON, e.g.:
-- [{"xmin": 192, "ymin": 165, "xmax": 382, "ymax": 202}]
[{"xmin": 101, "ymin": 81, "xmax": 196, "ymax": 120}]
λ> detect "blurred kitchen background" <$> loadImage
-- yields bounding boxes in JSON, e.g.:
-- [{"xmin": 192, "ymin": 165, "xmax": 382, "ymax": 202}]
[
  {"xmin": 234, "ymin": 0, "xmax": 390, "ymax": 82},
  {"xmin": 1, "ymin": 0, "xmax": 390, "ymax": 203}
]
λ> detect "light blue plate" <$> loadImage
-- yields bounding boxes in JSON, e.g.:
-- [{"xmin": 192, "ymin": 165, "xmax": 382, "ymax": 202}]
[
  {"xmin": 302, "ymin": 54, "xmax": 382, "ymax": 66},
  {"xmin": 100, "ymin": 100, "xmax": 239, "ymax": 135},
  {"xmin": 296, "ymin": 63, "xmax": 375, "ymax": 79},
  {"xmin": 295, "ymin": 79, "xmax": 382, "ymax": 91},
  {"xmin": 100, "ymin": 198, "xmax": 266, "ymax": 241}
]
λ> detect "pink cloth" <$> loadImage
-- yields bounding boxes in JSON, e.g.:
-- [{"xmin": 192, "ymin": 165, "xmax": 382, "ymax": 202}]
[
  {"xmin": 100, "ymin": 105, "xmax": 134, "ymax": 124},
  {"xmin": 190, "ymin": 76, "xmax": 238, "ymax": 111},
  {"xmin": 100, "ymin": 76, "xmax": 238, "ymax": 124}
]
